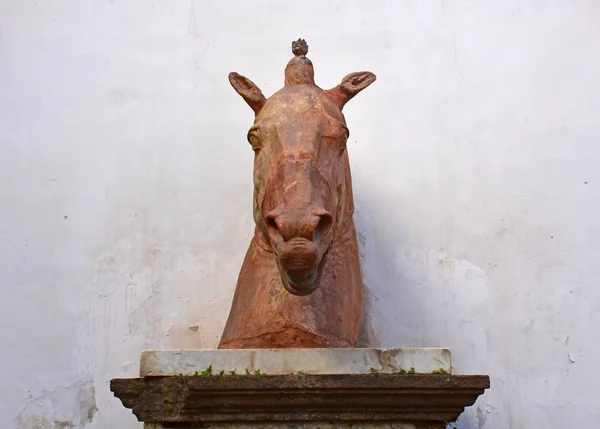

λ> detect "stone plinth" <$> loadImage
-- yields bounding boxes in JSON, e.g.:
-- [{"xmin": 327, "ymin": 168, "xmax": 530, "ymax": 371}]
[
  {"xmin": 145, "ymin": 424, "xmax": 426, "ymax": 429},
  {"xmin": 111, "ymin": 349, "xmax": 489, "ymax": 429}
]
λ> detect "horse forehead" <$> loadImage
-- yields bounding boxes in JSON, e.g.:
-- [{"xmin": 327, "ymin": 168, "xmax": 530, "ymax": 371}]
[{"xmin": 257, "ymin": 88, "xmax": 344, "ymax": 130}]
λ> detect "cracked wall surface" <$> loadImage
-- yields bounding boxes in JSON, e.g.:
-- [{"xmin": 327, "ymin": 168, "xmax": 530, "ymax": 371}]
[
  {"xmin": 1, "ymin": 1, "xmax": 600, "ymax": 428},
  {"xmin": 14, "ymin": 381, "xmax": 97, "ymax": 429}
]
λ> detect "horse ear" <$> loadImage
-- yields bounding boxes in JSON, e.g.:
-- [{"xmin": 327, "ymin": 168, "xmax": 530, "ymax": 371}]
[
  {"xmin": 228, "ymin": 72, "xmax": 266, "ymax": 115},
  {"xmin": 326, "ymin": 71, "xmax": 376, "ymax": 110}
]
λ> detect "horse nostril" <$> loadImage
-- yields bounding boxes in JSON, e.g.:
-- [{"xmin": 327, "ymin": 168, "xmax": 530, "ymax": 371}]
[
  {"xmin": 265, "ymin": 208, "xmax": 332, "ymax": 242},
  {"xmin": 265, "ymin": 214, "xmax": 279, "ymax": 236},
  {"xmin": 314, "ymin": 212, "xmax": 333, "ymax": 240}
]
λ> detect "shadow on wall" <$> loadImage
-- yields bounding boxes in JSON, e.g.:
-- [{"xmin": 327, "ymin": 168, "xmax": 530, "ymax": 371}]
[
  {"xmin": 353, "ymin": 175, "xmax": 492, "ymax": 351},
  {"xmin": 352, "ymin": 177, "xmax": 496, "ymax": 429}
]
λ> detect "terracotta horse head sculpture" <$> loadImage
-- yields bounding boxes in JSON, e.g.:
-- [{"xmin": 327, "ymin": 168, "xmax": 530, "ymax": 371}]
[{"xmin": 219, "ymin": 40, "xmax": 375, "ymax": 349}]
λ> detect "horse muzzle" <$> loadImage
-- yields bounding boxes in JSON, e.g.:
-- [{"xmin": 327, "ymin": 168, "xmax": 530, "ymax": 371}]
[
  {"xmin": 263, "ymin": 201, "xmax": 334, "ymax": 295},
  {"xmin": 277, "ymin": 237, "xmax": 322, "ymax": 296}
]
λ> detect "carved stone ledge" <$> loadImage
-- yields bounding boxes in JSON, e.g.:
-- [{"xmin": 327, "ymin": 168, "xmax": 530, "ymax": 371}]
[
  {"xmin": 111, "ymin": 373, "xmax": 489, "ymax": 429},
  {"xmin": 144, "ymin": 424, "xmax": 443, "ymax": 429}
]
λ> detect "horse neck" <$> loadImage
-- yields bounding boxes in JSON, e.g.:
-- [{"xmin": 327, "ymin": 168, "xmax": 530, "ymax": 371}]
[{"xmin": 335, "ymin": 153, "xmax": 357, "ymax": 237}]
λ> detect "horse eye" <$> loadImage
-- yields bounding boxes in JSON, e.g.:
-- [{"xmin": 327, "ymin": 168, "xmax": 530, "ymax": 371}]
[{"xmin": 248, "ymin": 133, "xmax": 262, "ymax": 151}]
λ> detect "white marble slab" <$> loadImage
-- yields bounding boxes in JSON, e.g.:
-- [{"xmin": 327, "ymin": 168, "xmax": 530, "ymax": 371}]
[{"xmin": 140, "ymin": 348, "xmax": 451, "ymax": 376}]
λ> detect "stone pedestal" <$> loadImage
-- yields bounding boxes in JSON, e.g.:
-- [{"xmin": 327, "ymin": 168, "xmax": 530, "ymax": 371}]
[
  {"xmin": 111, "ymin": 349, "xmax": 489, "ymax": 429},
  {"xmin": 145, "ymin": 425, "xmax": 434, "ymax": 429}
]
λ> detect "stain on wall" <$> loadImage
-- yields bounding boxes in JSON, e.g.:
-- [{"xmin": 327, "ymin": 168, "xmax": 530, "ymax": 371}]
[{"xmin": 14, "ymin": 381, "xmax": 97, "ymax": 429}]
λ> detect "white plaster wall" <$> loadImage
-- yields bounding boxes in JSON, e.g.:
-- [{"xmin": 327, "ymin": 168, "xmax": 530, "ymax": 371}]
[{"xmin": 1, "ymin": 1, "xmax": 599, "ymax": 427}]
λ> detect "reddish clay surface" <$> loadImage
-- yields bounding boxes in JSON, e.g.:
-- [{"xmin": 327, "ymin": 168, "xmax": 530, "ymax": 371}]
[{"xmin": 219, "ymin": 39, "xmax": 375, "ymax": 349}]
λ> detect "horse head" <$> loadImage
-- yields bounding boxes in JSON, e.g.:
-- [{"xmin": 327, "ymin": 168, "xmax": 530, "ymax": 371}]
[{"xmin": 229, "ymin": 39, "xmax": 375, "ymax": 296}]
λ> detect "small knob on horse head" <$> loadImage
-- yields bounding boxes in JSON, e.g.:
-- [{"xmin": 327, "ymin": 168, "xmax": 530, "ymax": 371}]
[
  {"xmin": 292, "ymin": 39, "xmax": 308, "ymax": 57},
  {"xmin": 285, "ymin": 39, "xmax": 314, "ymax": 87}
]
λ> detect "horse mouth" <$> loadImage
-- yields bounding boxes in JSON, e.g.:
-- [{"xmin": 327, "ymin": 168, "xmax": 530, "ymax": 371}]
[{"xmin": 277, "ymin": 237, "xmax": 322, "ymax": 296}]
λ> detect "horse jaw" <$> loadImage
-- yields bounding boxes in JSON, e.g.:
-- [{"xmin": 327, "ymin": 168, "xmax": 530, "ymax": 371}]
[{"xmin": 279, "ymin": 264, "xmax": 321, "ymax": 296}]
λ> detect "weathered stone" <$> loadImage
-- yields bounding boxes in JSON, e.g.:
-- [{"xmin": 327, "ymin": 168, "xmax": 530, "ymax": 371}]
[
  {"xmin": 145, "ymin": 423, "xmax": 426, "ymax": 429},
  {"xmin": 140, "ymin": 348, "xmax": 451, "ymax": 376},
  {"xmin": 111, "ymin": 373, "xmax": 489, "ymax": 427}
]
